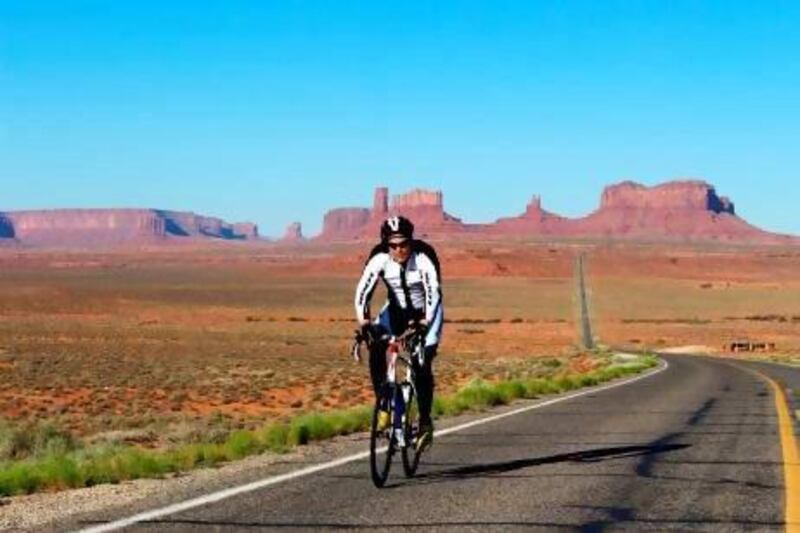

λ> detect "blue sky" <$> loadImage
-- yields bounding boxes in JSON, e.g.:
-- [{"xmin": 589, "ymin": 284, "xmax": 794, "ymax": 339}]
[{"xmin": 2, "ymin": 1, "xmax": 799, "ymax": 237}]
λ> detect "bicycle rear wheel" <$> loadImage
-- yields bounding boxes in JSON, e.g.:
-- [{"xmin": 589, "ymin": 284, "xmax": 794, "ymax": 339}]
[
  {"xmin": 369, "ymin": 392, "xmax": 395, "ymax": 488},
  {"xmin": 401, "ymin": 385, "xmax": 422, "ymax": 477}
]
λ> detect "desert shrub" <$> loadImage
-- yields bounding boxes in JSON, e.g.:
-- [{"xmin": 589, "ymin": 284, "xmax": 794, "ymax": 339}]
[
  {"xmin": 224, "ymin": 430, "xmax": 261, "ymax": 459},
  {"xmin": 495, "ymin": 380, "xmax": 526, "ymax": 403},
  {"xmin": 457, "ymin": 379, "xmax": 503, "ymax": 408},
  {"xmin": 287, "ymin": 413, "xmax": 339, "ymax": 445},
  {"xmin": 325, "ymin": 407, "xmax": 371, "ymax": 435},
  {"xmin": 259, "ymin": 423, "xmax": 291, "ymax": 453},
  {"xmin": 541, "ymin": 358, "xmax": 562, "ymax": 368},
  {"xmin": 0, "ymin": 421, "xmax": 80, "ymax": 461},
  {"xmin": 166, "ymin": 443, "xmax": 226, "ymax": 470},
  {"xmin": 36, "ymin": 455, "xmax": 83, "ymax": 490}
]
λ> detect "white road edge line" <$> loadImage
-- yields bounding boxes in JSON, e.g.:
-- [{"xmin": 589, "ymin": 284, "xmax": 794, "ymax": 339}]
[{"xmin": 78, "ymin": 359, "xmax": 669, "ymax": 532}]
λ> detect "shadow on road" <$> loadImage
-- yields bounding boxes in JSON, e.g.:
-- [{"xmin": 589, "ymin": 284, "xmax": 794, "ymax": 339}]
[{"xmin": 412, "ymin": 443, "xmax": 690, "ymax": 481}]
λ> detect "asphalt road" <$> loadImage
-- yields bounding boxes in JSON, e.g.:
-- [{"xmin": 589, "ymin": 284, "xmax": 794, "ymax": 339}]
[
  {"xmin": 79, "ymin": 355, "xmax": 797, "ymax": 532},
  {"xmin": 729, "ymin": 357, "xmax": 800, "ymax": 418}
]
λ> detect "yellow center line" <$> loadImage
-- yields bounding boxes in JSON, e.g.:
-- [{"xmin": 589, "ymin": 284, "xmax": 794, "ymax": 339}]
[{"xmin": 736, "ymin": 365, "xmax": 800, "ymax": 532}]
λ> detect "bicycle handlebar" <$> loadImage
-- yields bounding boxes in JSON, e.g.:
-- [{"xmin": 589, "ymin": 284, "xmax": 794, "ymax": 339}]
[{"xmin": 351, "ymin": 321, "xmax": 427, "ymax": 364}]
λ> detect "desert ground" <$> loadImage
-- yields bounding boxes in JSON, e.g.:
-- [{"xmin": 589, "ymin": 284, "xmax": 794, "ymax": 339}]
[
  {"xmin": 0, "ymin": 240, "xmax": 798, "ymax": 451},
  {"xmin": 587, "ymin": 245, "xmax": 800, "ymax": 355}
]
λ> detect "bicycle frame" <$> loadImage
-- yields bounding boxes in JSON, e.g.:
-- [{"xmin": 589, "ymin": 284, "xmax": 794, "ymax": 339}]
[
  {"xmin": 355, "ymin": 325, "xmax": 425, "ymax": 442},
  {"xmin": 384, "ymin": 337, "xmax": 418, "ymax": 437},
  {"xmin": 354, "ymin": 324, "xmax": 428, "ymax": 486}
]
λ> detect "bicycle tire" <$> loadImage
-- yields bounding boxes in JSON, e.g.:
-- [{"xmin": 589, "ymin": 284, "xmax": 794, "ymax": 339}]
[
  {"xmin": 401, "ymin": 385, "xmax": 422, "ymax": 477},
  {"xmin": 369, "ymin": 393, "xmax": 394, "ymax": 488}
]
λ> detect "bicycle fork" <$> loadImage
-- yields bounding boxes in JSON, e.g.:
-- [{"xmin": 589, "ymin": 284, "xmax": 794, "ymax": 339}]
[{"xmin": 385, "ymin": 341, "xmax": 412, "ymax": 447}]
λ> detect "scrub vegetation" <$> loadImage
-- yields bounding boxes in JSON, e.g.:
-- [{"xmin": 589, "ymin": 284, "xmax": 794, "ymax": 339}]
[{"xmin": 0, "ymin": 353, "xmax": 656, "ymax": 496}]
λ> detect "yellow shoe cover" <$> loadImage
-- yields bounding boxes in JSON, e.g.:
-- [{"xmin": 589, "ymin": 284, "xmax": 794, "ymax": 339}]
[{"xmin": 376, "ymin": 410, "xmax": 391, "ymax": 431}]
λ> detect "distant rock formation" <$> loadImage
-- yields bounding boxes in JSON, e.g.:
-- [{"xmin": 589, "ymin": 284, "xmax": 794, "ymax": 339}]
[
  {"xmin": 492, "ymin": 195, "xmax": 566, "ymax": 232},
  {"xmin": 1, "ymin": 209, "xmax": 259, "ymax": 247},
  {"xmin": 569, "ymin": 180, "xmax": 752, "ymax": 240},
  {"xmin": 373, "ymin": 187, "xmax": 389, "ymax": 217},
  {"xmin": 320, "ymin": 207, "xmax": 372, "ymax": 240},
  {"xmin": 600, "ymin": 180, "xmax": 735, "ymax": 214},
  {"xmin": 390, "ymin": 189, "xmax": 443, "ymax": 209},
  {"xmin": 232, "ymin": 222, "xmax": 259, "ymax": 240},
  {"xmin": 319, "ymin": 186, "xmax": 462, "ymax": 240},
  {"xmin": 154, "ymin": 211, "xmax": 258, "ymax": 240},
  {"xmin": 0, "ymin": 214, "xmax": 15, "ymax": 239},
  {"xmin": 8, "ymin": 209, "xmax": 166, "ymax": 246},
  {"xmin": 313, "ymin": 181, "xmax": 798, "ymax": 244},
  {"xmin": 281, "ymin": 222, "xmax": 304, "ymax": 242}
]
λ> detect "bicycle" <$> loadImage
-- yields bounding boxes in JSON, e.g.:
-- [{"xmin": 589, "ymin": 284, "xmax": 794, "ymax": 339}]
[{"xmin": 352, "ymin": 322, "xmax": 427, "ymax": 488}]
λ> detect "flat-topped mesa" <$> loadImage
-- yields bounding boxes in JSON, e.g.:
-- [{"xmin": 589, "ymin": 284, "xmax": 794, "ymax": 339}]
[
  {"xmin": 281, "ymin": 222, "xmax": 304, "ymax": 242},
  {"xmin": 231, "ymin": 222, "xmax": 259, "ymax": 240},
  {"xmin": 564, "ymin": 179, "xmax": 778, "ymax": 242},
  {"xmin": 320, "ymin": 207, "xmax": 372, "ymax": 239},
  {"xmin": 600, "ymin": 180, "xmax": 735, "ymax": 214},
  {"xmin": 8, "ymin": 209, "xmax": 166, "ymax": 245},
  {"xmin": 154, "ymin": 211, "xmax": 259, "ymax": 240},
  {"xmin": 389, "ymin": 188, "xmax": 461, "ymax": 226},
  {"xmin": 1, "ymin": 209, "xmax": 259, "ymax": 247},
  {"xmin": 156, "ymin": 210, "xmax": 224, "ymax": 237},
  {"xmin": 390, "ymin": 189, "xmax": 443, "ymax": 210}
]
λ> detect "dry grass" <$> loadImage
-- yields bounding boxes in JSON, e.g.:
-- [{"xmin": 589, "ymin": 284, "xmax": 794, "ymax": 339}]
[
  {"xmin": 587, "ymin": 246, "xmax": 800, "ymax": 355},
  {"xmin": 0, "ymin": 249, "xmax": 577, "ymax": 448}
]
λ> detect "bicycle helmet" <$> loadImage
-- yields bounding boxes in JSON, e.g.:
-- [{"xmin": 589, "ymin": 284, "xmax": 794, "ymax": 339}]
[{"xmin": 380, "ymin": 216, "xmax": 414, "ymax": 243}]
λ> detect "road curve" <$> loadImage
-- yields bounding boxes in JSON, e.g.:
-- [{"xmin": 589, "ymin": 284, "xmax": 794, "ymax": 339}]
[{"xmin": 77, "ymin": 355, "xmax": 793, "ymax": 532}]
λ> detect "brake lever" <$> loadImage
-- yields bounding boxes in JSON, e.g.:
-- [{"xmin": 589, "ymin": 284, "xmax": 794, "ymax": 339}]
[
  {"xmin": 351, "ymin": 340, "xmax": 362, "ymax": 363},
  {"xmin": 351, "ymin": 328, "xmax": 366, "ymax": 363}
]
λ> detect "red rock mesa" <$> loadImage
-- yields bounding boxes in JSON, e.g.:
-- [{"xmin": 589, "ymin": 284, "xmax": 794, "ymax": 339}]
[
  {"xmin": 316, "ymin": 181, "xmax": 797, "ymax": 244},
  {"xmin": 0, "ymin": 209, "xmax": 258, "ymax": 248}
]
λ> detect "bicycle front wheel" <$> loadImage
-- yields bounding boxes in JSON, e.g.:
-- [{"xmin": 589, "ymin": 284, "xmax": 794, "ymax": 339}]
[
  {"xmin": 401, "ymin": 385, "xmax": 421, "ymax": 477},
  {"xmin": 369, "ymin": 394, "xmax": 394, "ymax": 488}
]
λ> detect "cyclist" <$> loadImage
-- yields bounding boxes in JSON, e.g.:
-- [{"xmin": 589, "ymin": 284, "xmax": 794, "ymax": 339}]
[{"xmin": 355, "ymin": 215, "xmax": 443, "ymax": 451}]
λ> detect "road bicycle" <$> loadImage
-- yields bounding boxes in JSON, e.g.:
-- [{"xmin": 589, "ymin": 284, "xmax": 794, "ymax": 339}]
[{"xmin": 352, "ymin": 323, "xmax": 427, "ymax": 487}]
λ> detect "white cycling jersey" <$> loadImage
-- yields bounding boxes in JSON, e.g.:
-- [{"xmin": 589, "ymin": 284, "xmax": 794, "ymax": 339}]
[{"xmin": 354, "ymin": 243, "xmax": 441, "ymax": 325}]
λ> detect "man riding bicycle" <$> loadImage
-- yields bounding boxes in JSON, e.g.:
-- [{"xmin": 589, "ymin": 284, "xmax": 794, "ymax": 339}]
[{"xmin": 355, "ymin": 215, "xmax": 443, "ymax": 451}]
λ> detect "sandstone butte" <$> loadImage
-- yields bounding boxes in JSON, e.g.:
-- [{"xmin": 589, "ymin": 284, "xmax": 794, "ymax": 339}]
[
  {"xmin": 280, "ymin": 222, "xmax": 305, "ymax": 242},
  {"xmin": 0, "ymin": 209, "xmax": 258, "ymax": 248},
  {"xmin": 316, "ymin": 180, "xmax": 799, "ymax": 245}
]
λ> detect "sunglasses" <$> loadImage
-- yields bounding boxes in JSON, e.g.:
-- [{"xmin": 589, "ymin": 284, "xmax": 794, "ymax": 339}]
[{"xmin": 388, "ymin": 240, "xmax": 410, "ymax": 250}]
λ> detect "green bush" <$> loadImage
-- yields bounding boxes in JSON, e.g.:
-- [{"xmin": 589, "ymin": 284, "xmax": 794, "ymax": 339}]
[
  {"xmin": 260, "ymin": 423, "xmax": 291, "ymax": 453},
  {"xmin": 37, "ymin": 455, "xmax": 82, "ymax": 489},
  {"xmin": 495, "ymin": 380, "xmax": 526, "ymax": 403},
  {"xmin": 224, "ymin": 430, "xmax": 261, "ymax": 460},
  {"xmin": 0, "ymin": 462, "xmax": 41, "ymax": 495}
]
